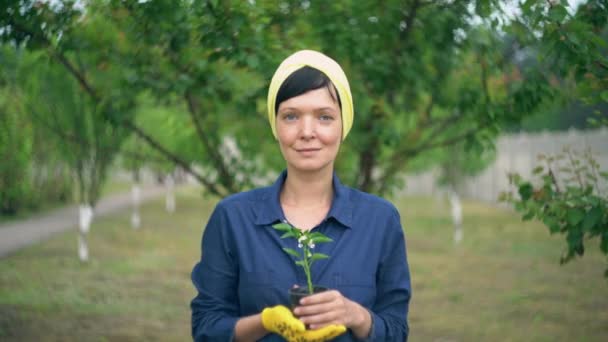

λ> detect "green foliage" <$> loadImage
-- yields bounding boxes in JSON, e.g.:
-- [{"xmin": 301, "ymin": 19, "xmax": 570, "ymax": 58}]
[
  {"xmin": 0, "ymin": 47, "xmax": 73, "ymax": 215},
  {"xmin": 0, "ymin": 89, "xmax": 33, "ymax": 214},
  {"xmin": 501, "ymin": 147, "xmax": 608, "ymax": 277},
  {"xmin": 1, "ymin": 0, "xmax": 605, "ymax": 200},
  {"xmin": 17, "ymin": 50, "xmax": 129, "ymax": 206},
  {"xmin": 302, "ymin": 0, "xmax": 557, "ymax": 194},
  {"xmin": 499, "ymin": 0, "xmax": 608, "ymax": 279},
  {"xmin": 272, "ymin": 222, "xmax": 332, "ymax": 294},
  {"xmin": 506, "ymin": 0, "xmax": 608, "ymax": 132}
]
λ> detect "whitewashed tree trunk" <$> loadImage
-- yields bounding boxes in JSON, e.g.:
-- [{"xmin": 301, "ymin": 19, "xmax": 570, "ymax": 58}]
[
  {"xmin": 165, "ymin": 174, "xmax": 176, "ymax": 213},
  {"xmin": 449, "ymin": 190, "xmax": 463, "ymax": 244},
  {"xmin": 131, "ymin": 184, "xmax": 141, "ymax": 229},
  {"xmin": 78, "ymin": 204, "xmax": 94, "ymax": 262}
]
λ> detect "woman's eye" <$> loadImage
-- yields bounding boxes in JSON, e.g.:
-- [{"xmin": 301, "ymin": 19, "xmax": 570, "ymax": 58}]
[
  {"xmin": 283, "ymin": 113, "xmax": 297, "ymax": 121},
  {"xmin": 319, "ymin": 114, "xmax": 334, "ymax": 121}
]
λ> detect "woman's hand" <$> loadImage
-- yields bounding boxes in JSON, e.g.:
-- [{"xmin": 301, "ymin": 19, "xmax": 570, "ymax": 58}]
[{"xmin": 293, "ymin": 290, "xmax": 372, "ymax": 338}]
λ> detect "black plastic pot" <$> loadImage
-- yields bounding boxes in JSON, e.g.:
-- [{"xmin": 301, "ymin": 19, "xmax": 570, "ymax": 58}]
[{"xmin": 288, "ymin": 285, "xmax": 328, "ymax": 310}]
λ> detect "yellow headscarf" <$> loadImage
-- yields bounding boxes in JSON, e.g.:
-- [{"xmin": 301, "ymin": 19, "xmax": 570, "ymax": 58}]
[{"xmin": 267, "ymin": 50, "xmax": 354, "ymax": 141}]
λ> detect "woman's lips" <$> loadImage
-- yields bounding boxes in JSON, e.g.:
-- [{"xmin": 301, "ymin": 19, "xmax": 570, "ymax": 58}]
[{"xmin": 295, "ymin": 148, "xmax": 321, "ymax": 156}]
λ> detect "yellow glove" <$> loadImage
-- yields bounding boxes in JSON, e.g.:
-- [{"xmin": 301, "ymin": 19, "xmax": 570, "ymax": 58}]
[
  {"xmin": 290, "ymin": 324, "xmax": 347, "ymax": 342},
  {"xmin": 261, "ymin": 305, "xmax": 306, "ymax": 340}
]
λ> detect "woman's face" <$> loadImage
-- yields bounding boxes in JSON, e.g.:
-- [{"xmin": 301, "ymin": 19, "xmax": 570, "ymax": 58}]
[{"xmin": 276, "ymin": 86, "xmax": 342, "ymax": 174}]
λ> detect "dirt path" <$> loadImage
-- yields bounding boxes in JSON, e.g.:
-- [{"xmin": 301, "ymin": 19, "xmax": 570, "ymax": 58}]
[{"xmin": 0, "ymin": 185, "xmax": 166, "ymax": 258}]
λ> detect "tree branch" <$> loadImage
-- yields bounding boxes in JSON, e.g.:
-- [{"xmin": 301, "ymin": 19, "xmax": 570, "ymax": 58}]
[
  {"xmin": 400, "ymin": 0, "xmax": 421, "ymax": 45},
  {"xmin": 26, "ymin": 100, "xmax": 178, "ymax": 173},
  {"xmin": 7, "ymin": 18, "xmax": 101, "ymax": 101},
  {"xmin": 50, "ymin": 48, "xmax": 100, "ymax": 102},
  {"xmin": 479, "ymin": 51, "xmax": 491, "ymax": 105},
  {"xmin": 7, "ymin": 14, "xmax": 224, "ymax": 196},
  {"xmin": 378, "ymin": 119, "xmax": 494, "ymax": 194},
  {"xmin": 185, "ymin": 90, "xmax": 237, "ymax": 194},
  {"xmin": 121, "ymin": 120, "xmax": 223, "ymax": 196}
]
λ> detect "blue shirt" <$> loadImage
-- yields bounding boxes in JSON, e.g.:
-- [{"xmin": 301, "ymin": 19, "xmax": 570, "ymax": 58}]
[{"xmin": 191, "ymin": 171, "xmax": 411, "ymax": 341}]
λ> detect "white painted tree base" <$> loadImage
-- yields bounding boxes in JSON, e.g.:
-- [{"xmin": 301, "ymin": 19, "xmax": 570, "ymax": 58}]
[
  {"xmin": 79, "ymin": 205, "xmax": 93, "ymax": 234},
  {"xmin": 78, "ymin": 205, "xmax": 93, "ymax": 262},
  {"xmin": 449, "ymin": 191, "xmax": 463, "ymax": 245},
  {"xmin": 131, "ymin": 184, "xmax": 141, "ymax": 229}
]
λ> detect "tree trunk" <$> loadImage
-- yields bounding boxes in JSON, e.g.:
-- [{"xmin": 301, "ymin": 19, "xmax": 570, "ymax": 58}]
[
  {"xmin": 78, "ymin": 204, "xmax": 93, "ymax": 262},
  {"xmin": 131, "ymin": 183, "xmax": 141, "ymax": 230},
  {"xmin": 449, "ymin": 189, "xmax": 463, "ymax": 244}
]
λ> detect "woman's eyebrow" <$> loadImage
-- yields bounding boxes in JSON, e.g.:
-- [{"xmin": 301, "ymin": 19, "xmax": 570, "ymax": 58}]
[
  {"xmin": 315, "ymin": 107, "xmax": 338, "ymax": 112},
  {"xmin": 279, "ymin": 106, "xmax": 338, "ymax": 113}
]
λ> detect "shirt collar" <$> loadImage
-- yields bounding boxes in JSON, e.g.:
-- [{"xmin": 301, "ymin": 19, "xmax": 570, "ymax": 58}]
[{"xmin": 254, "ymin": 170, "xmax": 353, "ymax": 229}]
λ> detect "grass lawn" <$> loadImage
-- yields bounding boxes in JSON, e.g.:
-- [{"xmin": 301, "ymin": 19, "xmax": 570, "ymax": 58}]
[{"xmin": 0, "ymin": 189, "xmax": 606, "ymax": 341}]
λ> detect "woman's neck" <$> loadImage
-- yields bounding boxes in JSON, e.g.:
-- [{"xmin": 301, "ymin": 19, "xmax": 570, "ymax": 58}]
[{"xmin": 280, "ymin": 166, "xmax": 334, "ymax": 209}]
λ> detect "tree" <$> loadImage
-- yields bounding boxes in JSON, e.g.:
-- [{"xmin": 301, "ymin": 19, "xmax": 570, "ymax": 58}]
[
  {"xmin": 300, "ymin": 0, "xmax": 561, "ymax": 194},
  {"xmin": 0, "ymin": 83, "xmax": 32, "ymax": 214},
  {"xmin": 0, "ymin": 46, "xmax": 73, "ymax": 215},
  {"xmin": 506, "ymin": 0, "xmax": 608, "ymax": 132},
  {"xmin": 1, "ymin": 0, "xmax": 602, "ymax": 199},
  {"xmin": 18, "ymin": 50, "xmax": 130, "ymax": 261},
  {"xmin": 501, "ymin": 0, "xmax": 608, "ymax": 277},
  {"xmin": 1, "ymin": 0, "xmax": 287, "ymax": 198}
]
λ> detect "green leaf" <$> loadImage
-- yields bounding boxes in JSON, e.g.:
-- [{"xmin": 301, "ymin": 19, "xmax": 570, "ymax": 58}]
[
  {"xmin": 283, "ymin": 248, "xmax": 301, "ymax": 259},
  {"xmin": 600, "ymin": 90, "xmax": 608, "ymax": 103},
  {"xmin": 543, "ymin": 216, "xmax": 560, "ymax": 234},
  {"xmin": 566, "ymin": 209, "xmax": 585, "ymax": 226},
  {"xmin": 281, "ymin": 231, "xmax": 298, "ymax": 239},
  {"xmin": 548, "ymin": 5, "xmax": 568, "ymax": 22},
  {"xmin": 310, "ymin": 253, "xmax": 329, "ymax": 261},
  {"xmin": 566, "ymin": 229, "xmax": 583, "ymax": 249},
  {"xmin": 532, "ymin": 166, "xmax": 544, "ymax": 175},
  {"xmin": 518, "ymin": 182, "xmax": 534, "ymax": 201},
  {"xmin": 309, "ymin": 233, "xmax": 333, "ymax": 244},
  {"xmin": 272, "ymin": 223, "xmax": 293, "ymax": 231},
  {"xmin": 295, "ymin": 260, "xmax": 306, "ymax": 267},
  {"xmin": 522, "ymin": 211, "xmax": 535, "ymax": 221},
  {"xmin": 521, "ymin": 0, "xmax": 535, "ymax": 16},
  {"xmin": 582, "ymin": 207, "xmax": 603, "ymax": 232}
]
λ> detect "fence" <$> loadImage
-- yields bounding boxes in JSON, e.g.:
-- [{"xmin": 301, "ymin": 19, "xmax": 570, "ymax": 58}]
[{"xmin": 399, "ymin": 128, "xmax": 608, "ymax": 203}]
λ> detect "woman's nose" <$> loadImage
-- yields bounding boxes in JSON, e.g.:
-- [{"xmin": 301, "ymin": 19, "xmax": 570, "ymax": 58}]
[{"xmin": 300, "ymin": 116, "xmax": 315, "ymax": 139}]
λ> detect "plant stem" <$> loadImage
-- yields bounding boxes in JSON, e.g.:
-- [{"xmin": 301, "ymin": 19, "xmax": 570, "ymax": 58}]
[
  {"xmin": 547, "ymin": 159, "xmax": 561, "ymax": 194},
  {"xmin": 302, "ymin": 245, "xmax": 313, "ymax": 294}
]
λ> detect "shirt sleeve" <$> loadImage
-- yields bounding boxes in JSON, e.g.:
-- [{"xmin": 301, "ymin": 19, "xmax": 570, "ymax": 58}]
[
  {"xmin": 191, "ymin": 203, "xmax": 240, "ymax": 342},
  {"xmin": 363, "ymin": 209, "xmax": 411, "ymax": 341}
]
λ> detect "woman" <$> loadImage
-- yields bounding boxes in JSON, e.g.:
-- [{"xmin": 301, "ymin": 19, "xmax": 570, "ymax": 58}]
[{"xmin": 191, "ymin": 50, "xmax": 411, "ymax": 341}]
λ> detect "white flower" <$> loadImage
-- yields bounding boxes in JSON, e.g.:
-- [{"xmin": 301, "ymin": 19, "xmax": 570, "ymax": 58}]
[
  {"xmin": 308, "ymin": 242, "xmax": 315, "ymax": 249},
  {"xmin": 298, "ymin": 243, "xmax": 303, "ymax": 249}
]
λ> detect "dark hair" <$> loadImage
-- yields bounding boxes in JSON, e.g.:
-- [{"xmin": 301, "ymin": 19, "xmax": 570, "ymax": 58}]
[{"xmin": 275, "ymin": 66, "xmax": 342, "ymax": 115}]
